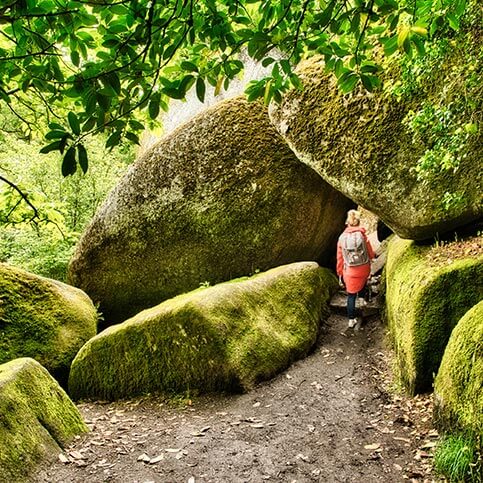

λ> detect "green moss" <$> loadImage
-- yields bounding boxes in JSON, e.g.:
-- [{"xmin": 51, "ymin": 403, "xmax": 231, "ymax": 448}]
[
  {"xmin": 0, "ymin": 263, "xmax": 98, "ymax": 384},
  {"xmin": 384, "ymin": 237, "xmax": 483, "ymax": 394},
  {"xmin": 0, "ymin": 358, "xmax": 87, "ymax": 482},
  {"xmin": 434, "ymin": 301, "xmax": 483, "ymax": 436},
  {"xmin": 69, "ymin": 262, "xmax": 337, "ymax": 401},
  {"xmin": 269, "ymin": 5, "xmax": 482, "ymax": 240}
]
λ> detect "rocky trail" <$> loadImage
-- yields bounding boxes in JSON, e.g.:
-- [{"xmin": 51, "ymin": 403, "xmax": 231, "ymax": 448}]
[{"xmin": 36, "ymin": 310, "xmax": 440, "ymax": 483}]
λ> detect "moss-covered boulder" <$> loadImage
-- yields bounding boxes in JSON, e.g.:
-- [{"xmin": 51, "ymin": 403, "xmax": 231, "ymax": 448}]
[
  {"xmin": 434, "ymin": 301, "xmax": 483, "ymax": 436},
  {"xmin": 269, "ymin": 8, "xmax": 482, "ymax": 240},
  {"xmin": 0, "ymin": 358, "xmax": 87, "ymax": 482},
  {"xmin": 69, "ymin": 262, "xmax": 337, "ymax": 401},
  {"xmin": 384, "ymin": 236, "xmax": 483, "ymax": 394},
  {"xmin": 0, "ymin": 263, "xmax": 98, "ymax": 384},
  {"xmin": 68, "ymin": 96, "xmax": 353, "ymax": 326}
]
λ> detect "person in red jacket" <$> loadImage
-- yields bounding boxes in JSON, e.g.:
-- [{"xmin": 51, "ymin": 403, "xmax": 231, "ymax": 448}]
[{"xmin": 336, "ymin": 209, "xmax": 375, "ymax": 329}]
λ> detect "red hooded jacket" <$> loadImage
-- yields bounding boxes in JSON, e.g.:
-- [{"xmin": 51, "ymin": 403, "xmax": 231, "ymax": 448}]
[{"xmin": 336, "ymin": 226, "xmax": 375, "ymax": 294}]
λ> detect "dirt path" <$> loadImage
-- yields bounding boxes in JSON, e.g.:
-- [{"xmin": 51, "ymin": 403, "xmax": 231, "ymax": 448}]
[{"xmin": 36, "ymin": 314, "xmax": 439, "ymax": 483}]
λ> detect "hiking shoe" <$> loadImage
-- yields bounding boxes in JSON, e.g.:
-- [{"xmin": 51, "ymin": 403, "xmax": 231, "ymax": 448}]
[{"xmin": 348, "ymin": 318, "xmax": 357, "ymax": 328}]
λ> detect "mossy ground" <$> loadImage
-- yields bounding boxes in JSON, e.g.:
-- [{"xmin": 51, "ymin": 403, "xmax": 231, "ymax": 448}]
[
  {"xmin": 384, "ymin": 236, "xmax": 482, "ymax": 394},
  {"xmin": 434, "ymin": 301, "xmax": 483, "ymax": 436},
  {"xmin": 69, "ymin": 262, "xmax": 337, "ymax": 401},
  {"xmin": 0, "ymin": 263, "xmax": 97, "ymax": 385},
  {"xmin": 0, "ymin": 358, "xmax": 87, "ymax": 482}
]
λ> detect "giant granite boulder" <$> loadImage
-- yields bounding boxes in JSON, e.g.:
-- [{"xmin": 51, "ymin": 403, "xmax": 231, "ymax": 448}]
[
  {"xmin": 68, "ymin": 97, "xmax": 352, "ymax": 325},
  {"xmin": 0, "ymin": 358, "xmax": 87, "ymax": 482},
  {"xmin": 69, "ymin": 262, "xmax": 338, "ymax": 401},
  {"xmin": 384, "ymin": 236, "xmax": 483, "ymax": 394},
  {"xmin": 269, "ymin": 8, "xmax": 482, "ymax": 240},
  {"xmin": 0, "ymin": 263, "xmax": 98, "ymax": 384},
  {"xmin": 434, "ymin": 301, "xmax": 483, "ymax": 436}
]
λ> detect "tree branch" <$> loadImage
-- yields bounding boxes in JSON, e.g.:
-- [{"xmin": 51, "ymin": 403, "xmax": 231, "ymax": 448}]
[
  {"xmin": 355, "ymin": 0, "xmax": 374, "ymax": 65},
  {"xmin": 0, "ymin": 175, "xmax": 40, "ymax": 221}
]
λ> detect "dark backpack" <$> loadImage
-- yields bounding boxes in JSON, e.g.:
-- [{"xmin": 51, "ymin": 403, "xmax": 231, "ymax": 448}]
[{"xmin": 340, "ymin": 231, "xmax": 369, "ymax": 267}]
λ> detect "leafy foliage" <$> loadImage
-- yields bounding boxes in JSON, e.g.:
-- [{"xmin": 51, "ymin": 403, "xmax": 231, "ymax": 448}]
[
  {"xmin": 0, "ymin": 104, "xmax": 134, "ymax": 279},
  {"xmin": 0, "ymin": 0, "xmax": 468, "ymax": 173},
  {"xmin": 395, "ymin": 4, "xmax": 481, "ymax": 212}
]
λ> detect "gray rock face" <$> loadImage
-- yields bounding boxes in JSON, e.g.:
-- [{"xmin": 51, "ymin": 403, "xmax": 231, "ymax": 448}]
[
  {"xmin": 269, "ymin": 55, "xmax": 482, "ymax": 240},
  {"xmin": 68, "ymin": 97, "xmax": 352, "ymax": 325},
  {"xmin": 0, "ymin": 263, "xmax": 98, "ymax": 384}
]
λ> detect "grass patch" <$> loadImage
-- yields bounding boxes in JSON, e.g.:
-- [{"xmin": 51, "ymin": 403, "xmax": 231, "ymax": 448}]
[{"xmin": 434, "ymin": 434, "xmax": 482, "ymax": 482}]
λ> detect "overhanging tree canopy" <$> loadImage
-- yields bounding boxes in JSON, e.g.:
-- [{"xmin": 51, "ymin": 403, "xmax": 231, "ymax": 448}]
[{"xmin": 0, "ymin": 0, "xmax": 468, "ymax": 175}]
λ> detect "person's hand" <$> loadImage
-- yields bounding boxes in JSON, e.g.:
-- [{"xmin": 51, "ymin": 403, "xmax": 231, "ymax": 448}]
[{"xmin": 338, "ymin": 275, "xmax": 344, "ymax": 288}]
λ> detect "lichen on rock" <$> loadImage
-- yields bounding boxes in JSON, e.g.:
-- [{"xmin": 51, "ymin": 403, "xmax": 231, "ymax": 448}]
[
  {"xmin": 384, "ymin": 236, "xmax": 483, "ymax": 394},
  {"xmin": 0, "ymin": 263, "xmax": 98, "ymax": 384},
  {"xmin": 69, "ymin": 262, "xmax": 338, "ymax": 401},
  {"xmin": 0, "ymin": 358, "xmax": 87, "ymax": 482},
  {"xmin": 67, "ymin": 96, "xmax": 353, "ymax": 326},
  {"xmin": 434, "ymin": 301, "xmax": 483, "ymax": 437}
]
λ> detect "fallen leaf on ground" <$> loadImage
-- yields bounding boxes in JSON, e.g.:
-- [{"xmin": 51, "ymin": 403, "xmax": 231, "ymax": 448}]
[
  {"xmin": 137, "ymin": 453, "xmax": 151, "ymax": 463},
  {"xmin": 364, "ymin": 443, "xmax": 381, "ymax": 450},
  {"xmin": 149, "ymin": 455, "xmax": 164, "ymax": 464},
  {"xmin": 69, "ymin": 451, "xmax": 84, "ymax": 460},
  {"xmin": 58, "ymin": 453, "xmax": 69, "ymax": 464},
  {"xmin": 420, "ymin": 441, "xmax": 436, "ymax": 449}
]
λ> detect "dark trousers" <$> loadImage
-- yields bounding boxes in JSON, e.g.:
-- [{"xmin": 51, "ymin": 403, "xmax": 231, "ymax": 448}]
[{"xmin": 347, "ymin": 287, "xmax": 367, "ymax": 319}]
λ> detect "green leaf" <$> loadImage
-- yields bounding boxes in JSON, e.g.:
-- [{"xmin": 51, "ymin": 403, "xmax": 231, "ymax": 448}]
[
  {"xmin": 446, "ymin": 13, "xmax": 460, "ymax": 31},
  {"xmin": 360, "ymin": 74, "xmax": 374, "ymax": 92},
  {"xmin": 45, "ymin": 130, "xmax": 68, "ymax": 140},
  {"xmin": 62, "ymin": 146, "xmax": 77, "ymax": 177},
  {"xmin": 163, "ymin": 87, "xmax": 185, "ymax": 100},
  {"xmin": 382, "ymin": 35, "xmax": 398, "ymax": 56},
  {"xmin": 196, "ymin": 77, "xmax": 205, "ymax": 103},
  {"xmin": 68, "ymin": 112, "xmax": 81, "ymax": 136},
  {"xmin": 125, "ymin": 132, "xmax": 140, "ymax": 144},
  {"xmin": 48, "ymin": 122, "xmax": 64, "ymax": 131},
  {"xmin": 77, "ymin": 144, "xmax": 88, "ymax": 174},
  {"xmin": 149, "ymin": 93, "xmax": 160, "ymax": 119},
  {"xmin": 104, "ymin": 72, "xmax": 121, "ymax": 95},
  {"xmin": 316, "ymin": 2, "xmax": 335, "ymax": 29},
  {"xmin": 180, "ymin": 61, "xmax": 198, "ymax": 72},
  {"xmin": 105, "ymin": 131, "xmax": 121, "ymax": 149},
  {"xmin": 339, "ymin": 72, "xmax": 359, "ymax": 93},
  {"xmin": 262, "ymin": 57, "xmax": 275, "ymax": 67},
  {"xmin": 179, "ymin": 75, "xmax": 195, "ymax": 96},
  {"xmin": 280, "ymin": 59, "xmax": 292, "ymax": 75},
  {"xmin": 129, "ymin": 120, "xmax": 145, "ymax": 131},
  {"xmin": 82, "ymin": 116, "xmax": 97, "ymax": 133},
  {"xmin": 361, "ymin": 64, "xmax": 379, "ymax": 73},
  {"xmin": 71, "ymin": 50, "xmax": 80, "ymax": 67},
  {"xmin": 412, "ymin": 36, "xmax": 425, "ymax": 56},
  {"xmin": 40, "ymin": 141, "xmax": 61, "ymax": 154}
]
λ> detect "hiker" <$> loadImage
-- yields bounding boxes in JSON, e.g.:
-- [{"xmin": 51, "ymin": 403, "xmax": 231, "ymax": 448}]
[{"xmin": 336, "ymin": 209, "xmax": 375, "ymax": 329}]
